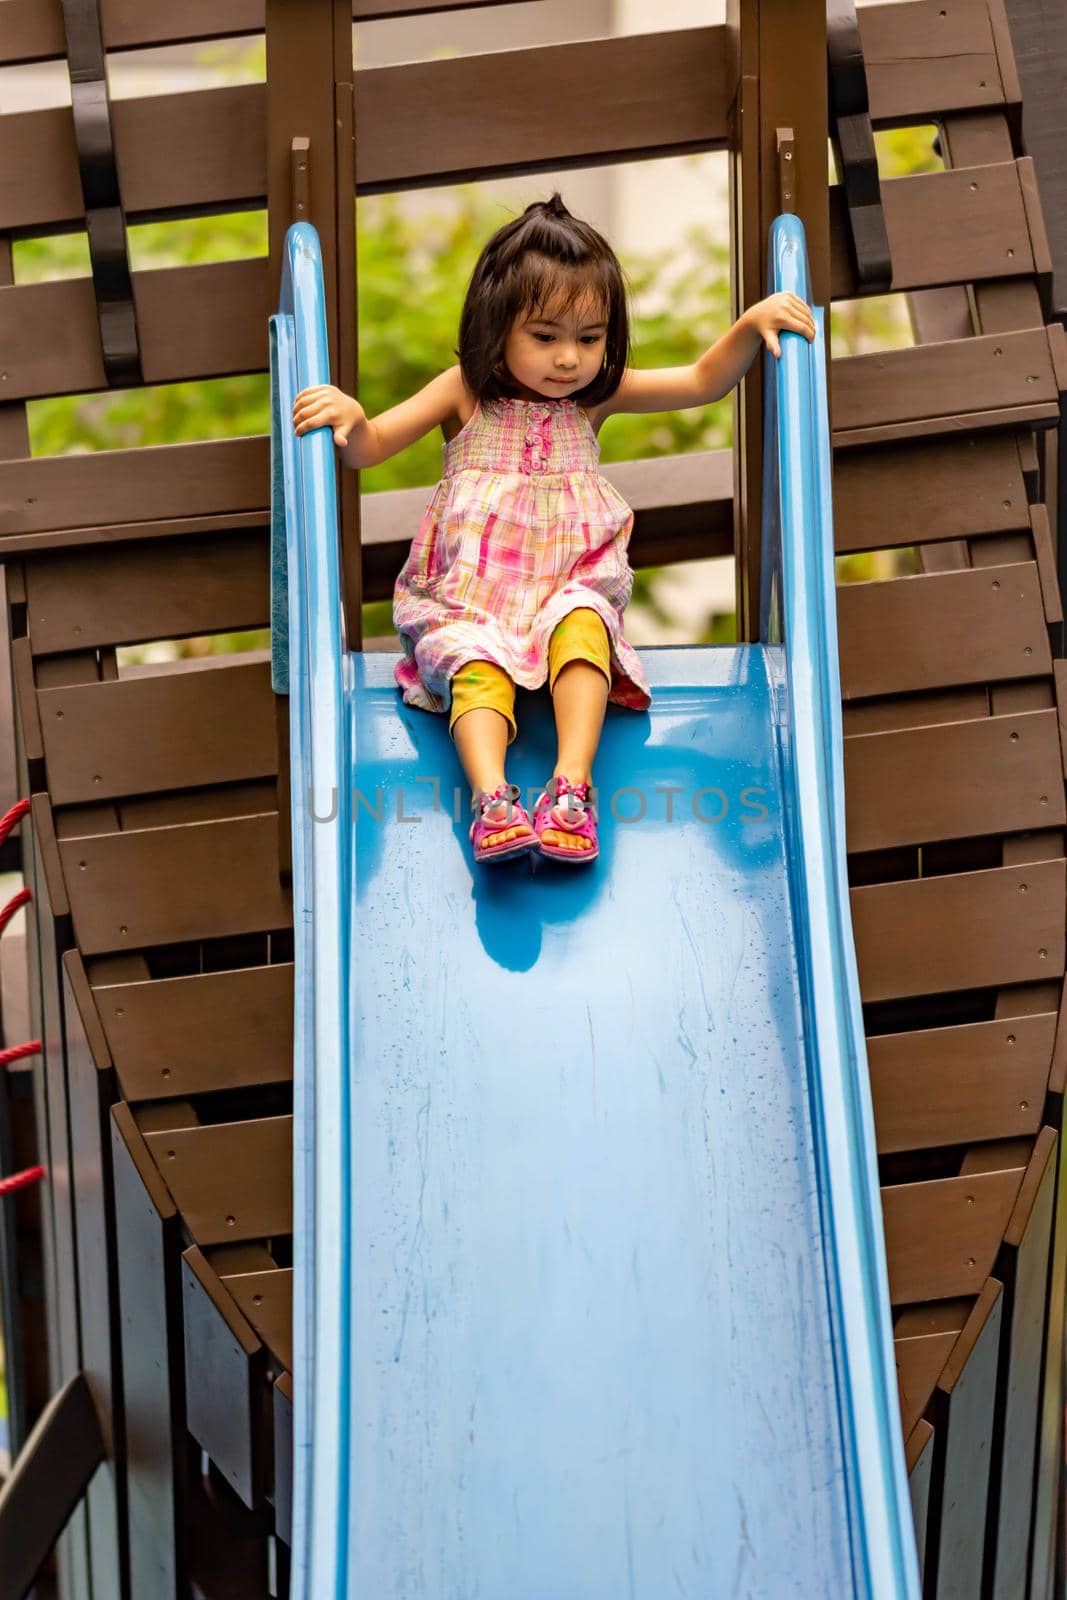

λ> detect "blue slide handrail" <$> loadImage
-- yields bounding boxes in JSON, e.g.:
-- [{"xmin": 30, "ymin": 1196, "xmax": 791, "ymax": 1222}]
[
  {"xmin": 269, "ymin": 222, "xmax": 352, "ymax": 1600},
  {"xmin": 760, "ymin": 211, "xmax": 921, "ymax": 1598}
]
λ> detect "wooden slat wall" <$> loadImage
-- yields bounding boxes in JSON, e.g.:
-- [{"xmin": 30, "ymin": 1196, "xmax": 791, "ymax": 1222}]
[
  {"xmin": 830, "ymin": 1, "xmax": 1067, "ymax": 1587},
  {"xmin": 1, "ymin": 0, "xmax": 535, "ymax": 65}
]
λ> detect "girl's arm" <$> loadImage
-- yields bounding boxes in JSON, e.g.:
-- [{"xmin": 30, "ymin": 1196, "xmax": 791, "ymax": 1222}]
[
  {"xmin": 594, "ymin": 292, "xmax": 815, "ymax": 421},
  {"xmin": 292, "ymin": 364, "xmax": 465, "ymax": 469}
]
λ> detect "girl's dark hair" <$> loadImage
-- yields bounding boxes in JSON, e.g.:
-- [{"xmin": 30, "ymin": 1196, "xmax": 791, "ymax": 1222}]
[{"xmin": 457, "ymin": 193, "xmax": 629, "ymax": 407}]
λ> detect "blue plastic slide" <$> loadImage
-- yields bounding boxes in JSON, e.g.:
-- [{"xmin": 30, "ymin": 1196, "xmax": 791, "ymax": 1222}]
[{"xmin": 270, "ymin": 217, "xmax": 922, "ymax": 1598}]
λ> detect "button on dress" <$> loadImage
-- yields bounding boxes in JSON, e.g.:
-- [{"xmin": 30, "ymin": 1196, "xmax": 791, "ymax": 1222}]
[{"xmin": 393, "ymin": 396, "xmax": 652, "ymax": 718}]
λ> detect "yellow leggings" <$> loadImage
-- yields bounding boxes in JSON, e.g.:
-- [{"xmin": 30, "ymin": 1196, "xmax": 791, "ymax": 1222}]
[{"xmin": 449, "ymin": 608, "xmax": 611, "ymax": 745}]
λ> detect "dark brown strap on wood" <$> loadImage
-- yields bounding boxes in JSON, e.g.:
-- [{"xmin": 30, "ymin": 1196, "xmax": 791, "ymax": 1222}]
[
  {"xmin": 59, "ymin": 0, "xmax": 143, "ymax": 385},
  {"xmin": 827, "ymin": 0, "xmax": 892, "ymax": 291},
  {"xmin": 0, "ymin": 1370, "xmax": 105, "ymax": 1600}
]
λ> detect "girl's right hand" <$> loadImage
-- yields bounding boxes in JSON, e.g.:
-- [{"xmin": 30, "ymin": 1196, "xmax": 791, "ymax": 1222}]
[{"xmin": 292, "ymin": 385, "xmax": 365, "ymax": 448}]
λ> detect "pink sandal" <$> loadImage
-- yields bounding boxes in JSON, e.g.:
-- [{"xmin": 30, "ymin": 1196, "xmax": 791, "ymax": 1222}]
[
  {"xmin": 533, "ymin": 776, "xmax": 599, "ymax": 864},
  {"xmin": 469, "ymin": 783, "xmax": 537, "ymax": 865}
]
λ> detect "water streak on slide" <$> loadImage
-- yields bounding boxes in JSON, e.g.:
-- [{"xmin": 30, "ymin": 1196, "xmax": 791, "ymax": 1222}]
[{"xmin": 271, "ymin": 215, "xmax": 921, "ymax": 1598}]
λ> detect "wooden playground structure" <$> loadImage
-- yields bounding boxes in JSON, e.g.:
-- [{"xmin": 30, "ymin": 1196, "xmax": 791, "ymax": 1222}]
[{"xmin": 1, "ymin": 0, "xmax": 1067, "ymax": 1594}]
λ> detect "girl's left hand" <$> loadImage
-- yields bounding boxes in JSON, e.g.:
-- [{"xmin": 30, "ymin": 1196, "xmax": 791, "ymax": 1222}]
[{"xmin": 746, "ymin": 292, "xmax": 817, "ymax": 358}]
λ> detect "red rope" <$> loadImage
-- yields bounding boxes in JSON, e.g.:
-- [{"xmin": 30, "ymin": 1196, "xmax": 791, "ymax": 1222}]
[
  {"xmin": 0, "ymin": 796, "xmax": 47, "ymax": 1198},
  {"xmin": 0, "ymin": 883, "xmax": 31, "ymax": 939},
  {"xmin": 0, "ymin": 797, "xmax": 30, "ymax": 848},
  {"xmin": 0, "ymin": 1039, "xmax": 41, "ymax": 1067},
  {"xmin": 0, "ymin": 1165, "xmax": 45, "ymax": 1198}
]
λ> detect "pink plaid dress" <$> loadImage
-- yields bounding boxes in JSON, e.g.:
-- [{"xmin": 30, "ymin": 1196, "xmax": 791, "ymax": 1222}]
[{"xmin": 393, "ymin": 395, "xmax": 651, "ymax": 719}]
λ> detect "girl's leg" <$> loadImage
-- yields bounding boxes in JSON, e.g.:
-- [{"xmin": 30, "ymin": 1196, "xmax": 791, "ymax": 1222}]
[
  {"xmin": 550, "ymin": 660, "xmax": 608, "ymax": 787},
  {"xmin": 544, "ymin": 610, "xmax": 611, "ymax": 854},
  {"xmin": 548, "ymin": 609, "xmax": 611, "ymax": 785},
  {"xmin": 451, "ymin": 706, "xmax": 509, "ymax": 796},
  {"xmin": 450, "ymin": 661, "xmax": 532, "ymax": 847}
]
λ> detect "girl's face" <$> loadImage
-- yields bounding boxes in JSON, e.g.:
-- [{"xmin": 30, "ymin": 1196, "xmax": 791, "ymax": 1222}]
[{"xmin": 502, "ymin": 289, "xmax": 608, "ymax": 402}]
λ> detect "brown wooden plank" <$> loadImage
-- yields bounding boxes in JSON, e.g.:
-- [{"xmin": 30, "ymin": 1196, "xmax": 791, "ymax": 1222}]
[
  {"xmin": 59, "ymin": 812, "xmax": 291, "ymax": 956},
  {"xmin": 0, "ymin": 511, "xmax": 267, "ymax": 561},
  {"xmin": 908, "ymin": 284, "xmax": 974, "ymax": 345},
  {"xmin": 27, "ymin": 796, "xmax": 69, "ymax": 926},
  {"xmin": 181, "ymin": 1246, "xmax": 265, "ymax": 1510},
  {"xmin": 960, "ymin": 1136, "xmax": 1035, "ymax": 1177},
  {"xmin": 273, "ymin": 1373, "xmax": 292, "ymax": 1546},
  {"xmin": 1007, "ymin": 0, "xmax": 1067, "ymax": 316},
  {"xmin": 3, "ymin": 440, "xmax": 268, "ymax": 543},
  {"xmin": 1049, "ymin": 978, "xmax": 1067, "ymax": 1099},
  {"xmin": 1028, "ymin": 502, "xmax": 1063, "ymax": 625},
  {"xmin": 970, "ymin": 530, "xmax": 1036, "ymax": 572},
  {"xmin": 926, "ymin": 1279, "xmax": 1005, "ymax": 1598},
  {"xmin": 358, "ymin": 31, "xmax": 717, "ymax": 187},
  {"xmin": 0, "ymin": 260, "xmax": 270, "ymax": 401},
  {"xmin": 884, "ymin": 1168, "xmax": 1023, "ymax": 1306},
  {"xmin": 895, "ymin": 1299, "xmax": 970, "ymax": 1436},
  {"xmin": 1, "ymin": 31, "xmax": 733, "ymax": 236},
  {"xmin": 830, "ymin": 161, "xmax": 1035, "ymax": 300},
  {"xmin": 938, "ymin": 109, "xmax": 1046, "ymax": 340},
  {"xmin": 868, "ymin": 1011, "xmax": 1054, "ymax": 1155},
  {"xmin": 852, "ymin": 859, "xmax": 1066, "ymax": 1004},
  {"xmin": 837, "ymin": 562, "xmax": 1051, "ymax": 701},
  {"xmin": 24, "ymin": 779, "xmax": 95, "ymax": 1592},
  {"xmin": 24, "ymin": 528, "xmax": 269, "ymax": 655},
  {"xmin": 834, "ymin": 401, "xmax": 1055, "ymax": 451},
  {"xmin": 1029, "ymin": 1113, "xmax": 1067, "ymax": 1598},
  {"xmin": 106, "ymin": 779, "xmax": 273, "ymax": 834},
  {"xmin": 992, "ymin": 679, "xmax": 1055, "ymax": 716},
  {"xmin": 38, "ymin": 656, "xmax": 277, "ymax": 804},
  {"xmin": 842, "ymin": 687, "xmax": 989, "ymax": 737},
  {"xmin": 0, "ymin": 1371, "xmax": 104, "ymax": 1600},
  {"xmin": 12, "ymin": 636, "xmax": 45, "ymax": 764},
  {"xmin": 207, "ymin": 1243, "xmax": 276, "ymax": 1276},
  {"xmin": 986, "ymin": 1127, "xmax": 1057, "ymax": 1599},
  {"xmin": 832, "ymin": 432, "xmax": 1028, "ymax": 555},
  {"xmin": 832, "ymin": 329, "xmax": 1058, "ymax": 441},
  {"xmin": 221, "ymin": 1266, "xmax": 293, "ymax": 1373},
  {"xmin": 1017, "ymin": 153, "xmax": 1055, "ymax": 305},
  {"xmin": 110, "ymin": 1101, "xmax": 187, "ymax": 1596},
  {"xmin": 861, "ymin": 1, "xmax": 1009, "ymax": 127},
  {"xmin": 0, "ymin": 3, "xmax": 1027, "ymax": 234},
  {"xmin": 907, "ymin": 1417, "xmax": 935, "ymax": 1582},
  {"xmin": 61, "ymin": 951, "xmax": 124, "ymax": 1594},
  {"xmin": 143, "ymin": 1116, "xmax": 292, "ymax": 1246},
  {"xmin": 3, "ymin": 440, "xmax": 729, "ymax": 551},
  {"xmin": 3, "ymin": 445, "xmax": 731, "ymax": 566},
  {"xmin": 0, "ymin": 568, "xmax": 16, "ymax": 819},
  {"xmin": 94, "ymin": 963, "xmax": 293, "ymax": 1102},
  {"xmin": 0, "ymin": 0, "xmax": 533, "ymax": 65},
  {"xmin": 265, "ymin": 0, "xmax": 360, "ymax": 638},
  {"xmin": 844, "ymin": 708, "xmax": 1065, "ymax": 852}
]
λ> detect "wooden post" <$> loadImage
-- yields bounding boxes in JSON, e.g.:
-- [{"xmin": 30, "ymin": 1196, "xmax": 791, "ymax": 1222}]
[
  {"xmin": 728, "ymin": 0, "xmax": 830, "ymax": 641},
  {"xmin": 266, "ymin": 0, "xmax": 361, "ymax": 646}
]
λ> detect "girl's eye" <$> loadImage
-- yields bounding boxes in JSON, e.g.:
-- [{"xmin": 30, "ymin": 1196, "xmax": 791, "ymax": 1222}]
[
  {"xmin": 532, "ymin": 333, "xmax": 553, "ymax": 343},
  {"xmin": 580, "ymin": 336, "xmax": 601, "ymax": 345}
]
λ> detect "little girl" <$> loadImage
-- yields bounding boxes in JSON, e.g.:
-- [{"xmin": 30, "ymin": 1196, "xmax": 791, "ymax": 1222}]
[{"xmin": 292, "ymin": 194, "xmax": 813, "ymax": 867}]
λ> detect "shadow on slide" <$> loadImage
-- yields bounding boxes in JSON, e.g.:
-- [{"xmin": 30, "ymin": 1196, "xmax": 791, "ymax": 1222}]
[{"xmin": 270, "ymin": 214, "xmax": 922, "ymax": 1598}]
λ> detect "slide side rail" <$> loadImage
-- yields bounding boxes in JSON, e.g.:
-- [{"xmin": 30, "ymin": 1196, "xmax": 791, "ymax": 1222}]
[
  {"xmin": 269, "ymin": 221, "xmax": 351, "ymax": 1600},
  {"xmin": 760, "ymin": 210, "xmax": 921, "ymax": 1600}
]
